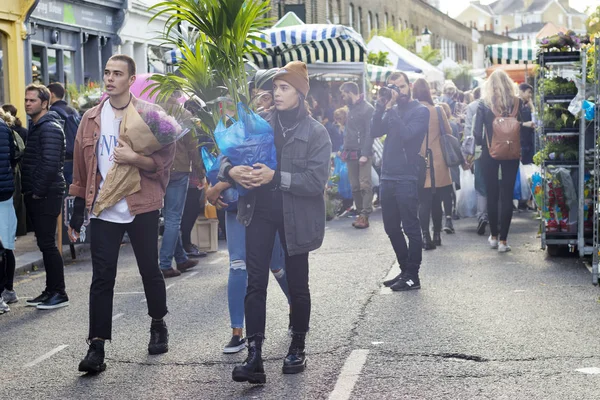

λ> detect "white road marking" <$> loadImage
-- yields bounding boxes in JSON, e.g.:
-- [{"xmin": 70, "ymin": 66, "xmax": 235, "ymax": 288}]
[
  {"xmin": 24, "ymin": 345, "xmax": 69, "ymax": 368},
  {"xmin": 112, "ymin": 313, "xmax": 124, "ymax": 321},
  {"xmin": 114, "ymin": 292, "xmax": 144, "ymax": 295},
  {"xmin": 576, "ymin": 367, "xmax": 600, "ymax": 374},
  {"xmin": 513, "ymin": 290, "xmax": 526, "ymax": 293},
  {"xmin": 142, "ymin": 282, "xmax": 176, "ymax": 303},
  {"xmin": 208, "ymin": 256, "xmax": 226, "ymax": 265},
  {"xmin": 371, "ymin": 341, "xmax": 384, "ymax": 345},
  {"xmin": 180, "ymin": 271, "xmax": 199, "ymax": 281},
  {"xmin": 380, "ymin": 262, "xmax": 400, "ymax": 295},
  {"xmin": 328, "ymin": 349, "xmax": 369, "ymax": 400}
]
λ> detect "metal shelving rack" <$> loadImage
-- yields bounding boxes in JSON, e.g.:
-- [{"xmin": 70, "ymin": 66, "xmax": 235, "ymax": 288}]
[
  {"xmin": 593, "ymin": 37, "xmax": 600, "ymax": 284},
  {"xmin": 538, "ymin": 50, "xmax": 593, "ymax": 258}
]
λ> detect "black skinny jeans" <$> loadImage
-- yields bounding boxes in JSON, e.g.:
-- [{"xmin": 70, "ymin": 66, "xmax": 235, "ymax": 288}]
[
  {"xmin": 419, "ymin": 185, "xmax": 453, "ymax": 233},
  {"xmin": 88, "ymin": 211, "xmax": 167, "ymax": 340},
  {"xmin": 25, "ymin": 195, "xmax": 65, "ymax": 294},
  {"xmin": 480, "ymin": 152, "xmax": 519, "ymax": 241},
  {"xmin": 245, "ymin": 190, "xmax": 310, "ymax": 338},
  {"xmin": 181, "ymin": 187, "xmax": 204, "ymax": 248},
  {"xmin": 0, "ymin": 249, "xmax": 15, "ymax": 291}
]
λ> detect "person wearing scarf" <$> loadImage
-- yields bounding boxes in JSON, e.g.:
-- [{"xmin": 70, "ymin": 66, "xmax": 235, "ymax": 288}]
[{"xmin": 221, "ymin": 61, "xmax": 332, "ymax": 384}]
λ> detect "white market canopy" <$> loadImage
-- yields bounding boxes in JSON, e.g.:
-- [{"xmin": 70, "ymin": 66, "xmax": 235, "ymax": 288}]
[
  {"xmin": 244, "ymin": 24, "xmax": 367, "ymax": 70},
  {"xmin": 367, "ymin": 64, "xmax": 424, "ymax": 84},
  {"xmin": 273, "ymin": 11, "xmax": 305, "ymax": 28},
  {"xmin": 438, "ymin": 57, "xmax": 460, "ymax": 71},
  {"xmin": 487, "ymin": 39, "xmax": 539, "ymax": 65},
  {"xmin": 367, "ymin": 36, "xmax": 444, "ymax": 84}
]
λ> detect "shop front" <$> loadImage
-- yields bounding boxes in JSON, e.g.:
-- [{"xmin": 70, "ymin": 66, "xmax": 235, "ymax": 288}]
[
  {"xmin": 0, "ymin": 0, "xmax": 36, "ymax": 109},
  {"xmin": 26, "ymin": 0, "xmax": 126, "ymax": 88}
]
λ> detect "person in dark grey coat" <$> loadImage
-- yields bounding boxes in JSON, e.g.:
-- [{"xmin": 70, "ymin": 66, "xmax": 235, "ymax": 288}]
[
  {"xmin": 22, "ymin": 84, "xmax": 68, "ymax": 310},
  {"xmin": 223, "ymin": 61, "xmax": 331, "ymax": 384}
]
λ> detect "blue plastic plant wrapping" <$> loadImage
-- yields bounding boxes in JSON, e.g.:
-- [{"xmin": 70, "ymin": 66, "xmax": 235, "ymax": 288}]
[
  {"xmin": 513, "ymin": 166, "xmax": 521, "ymax": 200},
  {"xmin": 214, "ymin": 103, "xmax": 277, "ymax": 172},
  {"xmin": 201, "ymin": 146, "xmax": 221, "ymax": 186},
  {"xmin": 200, "ymin": 147, "xmax": 238, "ymax": 211},
  {"xmin": 333, "ymin": 156, "xmax": 352, "ymax": 200}
]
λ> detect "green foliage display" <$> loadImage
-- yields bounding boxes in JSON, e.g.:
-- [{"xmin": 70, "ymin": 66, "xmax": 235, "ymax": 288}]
[
  {"xmin": 541, "ymin": 77, "xmax": 577, "ymax": 96},
  {"xmin": 418, "ymin": 45, "xmax": 442, "ymax": 66},
  {"xmin": 370, "ymin": 26, "xmax": 416, "ymax": 52},
  {"xmin": 542, "ymin": 104, "xmax": 578, "ymax": 131},
  {"xmin": 367, "ymin": 51, "xmax": 392, "ymax": 67},
  {"xmin": 533, "ymin": 138, "xmax": 579, "ymax": 165}
]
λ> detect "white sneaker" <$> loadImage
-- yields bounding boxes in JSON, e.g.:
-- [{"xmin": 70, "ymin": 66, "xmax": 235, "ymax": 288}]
[
  {"xmin": 488, "ymin": 236, "xmax": 499, "ymax": 249},
  {"xmin": 498, "ymin": 243, "xmax": 512, "ymax": 253},
  {"xmin": 2, "ymin": 289, "xmax": 18, "ymax": 304},
  {"xmin": 0, "ymin": 299, "xmax": 10, "ymax": 314}
]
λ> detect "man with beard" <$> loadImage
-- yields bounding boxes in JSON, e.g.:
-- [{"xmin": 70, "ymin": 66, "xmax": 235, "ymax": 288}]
[
  {"xmin": 371, "ymin": 72, "xmax": 430, "ymax": 291},
  {"xmin": 339, "ymin": 82, "xmax": 375, "ymax": 229}
]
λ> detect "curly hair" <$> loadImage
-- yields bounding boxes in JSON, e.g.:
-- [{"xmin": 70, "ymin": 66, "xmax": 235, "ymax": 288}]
[{"xmin": 0, "ymin": 107, "xmax": 15, "ymax": 126}]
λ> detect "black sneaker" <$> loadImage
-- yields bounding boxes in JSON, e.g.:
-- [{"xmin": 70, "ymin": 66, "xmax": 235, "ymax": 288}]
[
  {"xmin": 36, "ymin": 292, "xmax": 69, "ymax": 310},
  {"xmin": 390, "ymin": 276, "xmax": 421, "ymax": 292},
  {"xmin": 184, "ymin": 244, "xmax": 208, "ymax": 258},
  {"xmin": 477, "ymin": 219, "xmax": 488, "ymax": 236},
  {"xmin": 26, "ymin": 291, "xmax": 51, "ymax": 307},
  {"xmin": 78, "ymin": 340, "xmax": 106, "ymax": 373},
  {"xmin": 223, "ymin": 335, "xmax": 246, "ymax": 354},
  {"xmin": 148, "ymin": 319, "xmax": 169, "ymax": 355},
  {"xmin": 383, "ymin": 272, "xmax": 403, "ymax": 287},
  {"xmin": 443, "ymin": 218, "xmax": 455, "ymax": 234}
]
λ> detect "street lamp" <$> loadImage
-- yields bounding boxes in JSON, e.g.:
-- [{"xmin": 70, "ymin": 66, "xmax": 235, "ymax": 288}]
[{"xmin": 416, "ymin": 26, "xmax": 432, "ymax": 53}]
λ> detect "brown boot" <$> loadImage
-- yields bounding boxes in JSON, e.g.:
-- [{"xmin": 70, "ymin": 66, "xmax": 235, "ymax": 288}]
[
  {"xmin": 355, "ymin": 214, "xmax": 370, "ymax": 229},
  {"xmin": 352, "ymin": 215, "xmax": 360, "ymax": 227}
]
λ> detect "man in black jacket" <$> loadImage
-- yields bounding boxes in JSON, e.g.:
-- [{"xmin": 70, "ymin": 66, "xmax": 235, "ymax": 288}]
[
  {"xmin": 22, "ymin": 84, "xmax": 69, "ymax": 310},
  {"xmin": 48, "ymin": 82, "xmax": 79, "ymax": 186},
  {"xmin": 371, "ymin": 72, "xmax": 430, "ymax": 291}
]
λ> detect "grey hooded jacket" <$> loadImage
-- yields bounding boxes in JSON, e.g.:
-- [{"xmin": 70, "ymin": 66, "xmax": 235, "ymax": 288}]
[{"xmin": 219, "ymin": 112, "xmax": 332, "ymax": 256}]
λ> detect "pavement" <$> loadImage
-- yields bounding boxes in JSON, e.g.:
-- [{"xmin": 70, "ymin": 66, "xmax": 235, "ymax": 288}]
[
  {"xmin": 12, "ymin": 233, "xmax": 89, "ymax": 276},
  {"xmin": 2, "ymin": 209, "xmax": 600, "ymax": 399}
]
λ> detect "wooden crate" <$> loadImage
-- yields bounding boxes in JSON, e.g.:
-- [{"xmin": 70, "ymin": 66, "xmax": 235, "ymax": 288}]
[{"xmin": 191, "ymin": 217, "xmax": 219, "ymax": 253}]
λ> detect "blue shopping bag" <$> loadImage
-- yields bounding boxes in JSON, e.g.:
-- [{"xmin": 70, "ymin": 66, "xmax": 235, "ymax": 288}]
[
  {"xmin": 333, "ymin": 156, "xmax": 352, "ymax": 200},
  {"xmin": 201, "ymin": 147, "xmax": 238, "ymax": 211}
]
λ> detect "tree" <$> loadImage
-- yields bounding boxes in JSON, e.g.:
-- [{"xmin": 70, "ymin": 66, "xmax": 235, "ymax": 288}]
[
  {"xmin": 369, "ymin": 26, "xmax": 416, "ymax": 52},
  {"xmin": 418, "ymin": 45, "xmax": 442, "ymax": 66},
  {"xmin": 367, "ymin": 51, "xmax": 391, "ymax": 67}
]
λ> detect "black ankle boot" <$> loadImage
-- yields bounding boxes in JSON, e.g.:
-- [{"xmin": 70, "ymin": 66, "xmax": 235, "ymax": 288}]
[
  {"xmin": 283, "ymin": 333, "xmax": 307, "ymax": 374},
  {"xmin": 78, "ymin": 339, "xmax": 106, "ymax": 373},
  {"xmin": 433, "ymin": 231, "xmax": 442, "ymax": 246},
  {"xmin": 148, "ymin": 319, "xmax": 169, "ymax": 355},
  {"xmin": 422, "ymin": 232, "xmax": 436, "ymax": 250},
  {"xmin": 232, "ymin": 335, "xmax": 266, "ymax": 384}
]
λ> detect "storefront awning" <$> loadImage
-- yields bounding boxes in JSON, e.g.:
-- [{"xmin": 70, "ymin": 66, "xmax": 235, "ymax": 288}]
[
  {"xmin": 245, "ymin": 24, "xmax": 367, "ymax": 69},
  {"xmin": 366, "ymin": 64, "xmax": 424, "ymax": 84},
  {"xmin": 487, "ymin": 39, "xmax": 538, "ymax": 65}
]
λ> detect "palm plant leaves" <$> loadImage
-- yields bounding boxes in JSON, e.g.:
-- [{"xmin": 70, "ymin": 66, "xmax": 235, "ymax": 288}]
[{"xmin": 146, "ymin": 0, "xmax": 273, "ymax": 148}]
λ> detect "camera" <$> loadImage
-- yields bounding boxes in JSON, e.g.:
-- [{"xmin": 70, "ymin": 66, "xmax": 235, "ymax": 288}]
[{"xmin": 377, "ymin": 84, "xmax": 400, "ymax": 105}]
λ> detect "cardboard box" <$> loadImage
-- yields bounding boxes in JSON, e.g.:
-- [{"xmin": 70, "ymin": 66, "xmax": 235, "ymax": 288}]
[{"xmin": 191, "ymin": 217, "xmax": 219, "ymax": 253}]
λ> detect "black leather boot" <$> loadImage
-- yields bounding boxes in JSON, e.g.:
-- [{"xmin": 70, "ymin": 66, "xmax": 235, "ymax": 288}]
[
  {"xmin": 433, "ymin": 231, "xmax": 442, "ymax": 246},
  {"xmin": 422, "ymin": 231, "xmax": 436, "ymax": 250},
  {"xmin": 283, "ymin": 333, "xmax": 307, "ymax": 374},
  {"xmin": 232, "ymin": 335, "xmax": 266, "ymax": 384}
]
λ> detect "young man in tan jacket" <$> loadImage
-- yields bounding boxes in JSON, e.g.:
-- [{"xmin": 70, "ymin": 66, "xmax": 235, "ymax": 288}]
[{"xmin": 68, "ymin": 55, "xmax": 175, "ymax": 374}]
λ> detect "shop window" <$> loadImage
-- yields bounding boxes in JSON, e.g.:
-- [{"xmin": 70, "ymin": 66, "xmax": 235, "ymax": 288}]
[
  {"xmin": 334, "ymin": 0, "xmax": 340, "ymax": 24},
  {"xmin": 367, "ymin": 11, "xmax": 372, "ymax": 33},
  {"xmin": 358, "ymin": 7, "xmax": 363, "ymax": 34},
  {"xmin": 48, "ymin": 48, "xmax": 58, "ymax": 83},
  {"xmin": 32, "ymin": 46, "xmax": 45, "ymax": 85},
  {"xmin": 376, "ymin": 14, "xmax": 380, "ymax": 31},
  {"xmin": 63, "ymin": 51, "xmax": 75, "ymax": 88},
  {"xmin": 349, "ymin": 4, "xmax": 354, "ymax": 28}
]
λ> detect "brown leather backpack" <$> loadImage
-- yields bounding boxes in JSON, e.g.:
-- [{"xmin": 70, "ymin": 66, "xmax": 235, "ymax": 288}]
[{"xmin": 486, "ymin": 98, "xmax": 521, "ymax": 160}]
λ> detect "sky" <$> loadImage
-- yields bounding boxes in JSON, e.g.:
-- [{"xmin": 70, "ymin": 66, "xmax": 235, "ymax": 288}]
[{"xmin": 440, "ymin": 0, "xmax": 597, "ymax": 18}]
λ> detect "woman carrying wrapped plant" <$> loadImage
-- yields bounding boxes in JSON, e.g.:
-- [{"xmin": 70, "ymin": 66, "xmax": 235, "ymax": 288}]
[{"xmin": 221, "ymin": 61, "xmax": 332, "ymax": 383}]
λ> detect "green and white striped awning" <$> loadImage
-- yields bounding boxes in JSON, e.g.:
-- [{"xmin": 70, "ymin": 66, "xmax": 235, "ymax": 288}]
[
  {"xmin": 366, "ymin": 64, "xmax": 424, "ymax": 84},
  {"xmin": 487, "ymin": 39, "xmax": 539, "ymax": 64},
  {"xmin": 244, "ymin": 24, "xmax": 366, "ymax": 69}
]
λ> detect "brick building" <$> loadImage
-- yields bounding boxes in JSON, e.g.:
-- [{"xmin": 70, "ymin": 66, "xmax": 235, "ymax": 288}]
[{"xmin": 270, "ymin": 0, "xmax": 509, "ymax": 65}]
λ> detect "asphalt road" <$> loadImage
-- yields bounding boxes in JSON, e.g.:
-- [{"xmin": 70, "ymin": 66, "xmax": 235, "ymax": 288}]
[{"xmin": 2, "ymin": 209, "xmax": 600, "ymax": 400}]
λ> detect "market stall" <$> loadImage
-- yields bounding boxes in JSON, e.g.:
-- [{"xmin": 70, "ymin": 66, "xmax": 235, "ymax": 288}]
[
  {"xmin": 486, "ymin": 39, "xmax": 538, "ymax": 83},
  {"xmin": 367, "ymin": 36, "xmax": 444, "ymax": 87}
]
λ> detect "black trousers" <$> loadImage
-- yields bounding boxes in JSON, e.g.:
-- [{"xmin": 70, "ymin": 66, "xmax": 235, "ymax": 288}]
[
  {"xmin": 0, "ymin": 249, "xmax": 15, "ymax": 291},
  {"xmin": 89, "ymin": 211, "xmax": 167, "ymax": 340},
  {"xmin": 245, "ymin": 191, "xmax": 310, "ymax": 338},
  {"xmin": 380, "ymin": 180, "xmax": 422, "ymax": 276},
  {"xmin": 419, "ymin": 185, "xmax": 453, "ymax": 233},
  {"xmin": 24, "ymin": 195, "xmax": 65, "ymax": 294},
  {"xmin": 181, "ymin": 187, "xmax": 204, "ymax": 248},
  {"xmin": 481, "ymin": 153, "xmax": 519, "ymax": 241}
]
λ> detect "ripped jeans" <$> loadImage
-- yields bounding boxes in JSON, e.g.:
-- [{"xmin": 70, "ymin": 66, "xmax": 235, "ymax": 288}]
[{"xmin": 225, "ymin": 211, "xmax": 290, "ymax": 329}]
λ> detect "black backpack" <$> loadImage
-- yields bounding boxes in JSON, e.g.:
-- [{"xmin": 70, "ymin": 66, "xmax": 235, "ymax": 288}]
[{"xmin": 53, "ymin": 107, "xmax": 81, "ymax": 159}]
